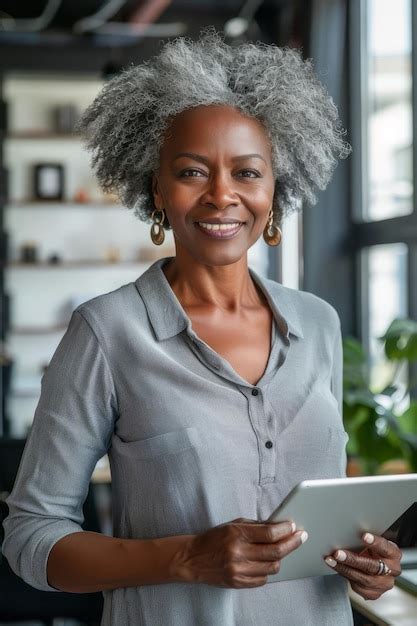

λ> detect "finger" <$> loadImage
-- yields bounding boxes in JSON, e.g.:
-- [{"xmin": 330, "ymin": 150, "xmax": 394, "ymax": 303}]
[
  {"xmin": 239, "ymin": 520, "xmax": 297, "ymax": 544},
  {"xmin": 327, "ymin": 549, "xmax": 384, "ymax": 576},
  {"xmin": 243, "ymin": 558, "xmax": 282, "ymax": 577},
  {"xmin": 324, "ymin": 560, "xmax": 386, "ymax": 588},
  {"xmin": 247, "ymin": 530, "xmax": 308, "ymax": 561},
  {"xmin": 361, "ymin": 533, "xmax": 402, "ymax": 560},
  {"xmin": 328, "ymin": 548, "xmax": 402, "ymax": 578}
]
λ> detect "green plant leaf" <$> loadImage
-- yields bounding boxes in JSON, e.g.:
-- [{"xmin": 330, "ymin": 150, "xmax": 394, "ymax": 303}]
[
  {"xmin": 343, "ymin": 336, "xmax": 368, "ymax": 388},
  {"xmin": 397, "ymin": 402, "xmax": 417, "ymax": 434},
  {"xmin": 342, "ymin": 317, "xmax": 417, "ymax": 472},
  {"xmin": 380, "ymin": 318, "xmax": 417, "ymax": 361},
  {"xmin": 343, "ymin": 405, "xmax": 370, "ymax": 434},
  {"xmin": 380, "ymin": 318, "xmax": 417, "ymax": 339}
]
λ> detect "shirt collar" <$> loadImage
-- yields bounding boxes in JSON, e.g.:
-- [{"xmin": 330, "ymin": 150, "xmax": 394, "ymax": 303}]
[{"xmin": 134, "ymin": 256, "xmax": 304, "ymax": 342}]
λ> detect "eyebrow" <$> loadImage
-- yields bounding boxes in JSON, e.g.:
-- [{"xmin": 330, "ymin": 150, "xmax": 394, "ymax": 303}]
[{"xmin": 173, "ymin": 152, "xmax": 267, "ymax": 165}]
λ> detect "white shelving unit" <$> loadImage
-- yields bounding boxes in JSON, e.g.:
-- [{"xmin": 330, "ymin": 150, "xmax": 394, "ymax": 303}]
[
  {"xmin": 3, "ymin": 72, "xmax": 270, "ymax": 437},
  {"xmin": 3, "ymin": 73, "xmax": 175, "ymax": 436}
]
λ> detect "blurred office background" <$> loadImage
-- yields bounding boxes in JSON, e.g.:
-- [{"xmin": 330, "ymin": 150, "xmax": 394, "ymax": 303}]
[{"xmin": 0, "ymin": 0, "xmax": 416, "ymax": 624}]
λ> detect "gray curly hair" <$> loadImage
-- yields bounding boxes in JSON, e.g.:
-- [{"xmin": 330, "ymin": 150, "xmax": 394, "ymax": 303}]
[{"xmin": 77, "ymin": 25, "xmax": 351, "ymax": 229}]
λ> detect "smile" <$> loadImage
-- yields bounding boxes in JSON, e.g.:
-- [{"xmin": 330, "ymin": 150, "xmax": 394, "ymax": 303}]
[{"xmin": 195, "ymin": 222, "xmax": 244, "ymax": 239}]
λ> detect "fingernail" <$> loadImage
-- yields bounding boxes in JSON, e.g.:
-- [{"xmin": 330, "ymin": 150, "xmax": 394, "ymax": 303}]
[
  {"xmin": 335, "ymin": 550, "xmax": 347, "ymax": 562},
  {"xmin": 325, "ymin": 557, "xmax": 337, "ymax": 567},
  {"xmin": 299, "ymin": 531, "xmax": 308, "ymax": 543},
  {"xmin": 291, "ymin": 522, "xmax": 296, "ymax": 533},
  {"xmin": 363, "ymin": 533, "xmax": 374, "ymax": 544}
]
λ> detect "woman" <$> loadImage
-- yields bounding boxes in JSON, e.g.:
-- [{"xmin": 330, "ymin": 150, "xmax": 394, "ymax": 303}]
[{"xmin": 3, "ymin": 27, "xmax": 402, "ymax": 625}]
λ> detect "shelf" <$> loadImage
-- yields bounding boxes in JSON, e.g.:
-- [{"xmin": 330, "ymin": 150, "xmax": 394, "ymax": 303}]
[
  {"xmin": 10, "ymin": 324, "xmax": 68, "ymax": 335},
  {"xmin": 4, "ymin": 260, "xmax": 152, "ymax": 268},
  {"xmin": 8, "ymin": 199, "xmax": 121, "ymax": 207},
  {"xmin": 6, "ymin": 130, "xmax": 82, "ymax": 140}
]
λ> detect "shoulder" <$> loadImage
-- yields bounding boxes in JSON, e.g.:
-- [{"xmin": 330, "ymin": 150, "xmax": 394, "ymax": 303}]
[
  {"xmin": 263, "ymin": 277, "xmax": 341, "ymax": 337},
  {"xmin": 290, "ymin": 285, "xmax": 341, "ymax": 328},
  {"xmin": 73, "ymin": 280, "xmax": 144, "ymax": 337}
]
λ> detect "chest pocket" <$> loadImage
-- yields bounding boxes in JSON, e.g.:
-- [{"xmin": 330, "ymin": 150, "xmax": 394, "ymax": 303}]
[
  {"xmin": 111, "ymin": 426, "xmax": 209, "ymax": 538},
  {"xmin": 276, "ymin": 382, "xmax": 349, "ymax": 487},
  {"xmin": 112, "ymin": 426, "xmax": 199, "ymax": 459}
]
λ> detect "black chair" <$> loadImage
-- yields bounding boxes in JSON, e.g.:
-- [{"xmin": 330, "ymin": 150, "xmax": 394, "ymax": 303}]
[{"xmin": 0, "ymin": 437, "xmax": 104, "ymax": 625}]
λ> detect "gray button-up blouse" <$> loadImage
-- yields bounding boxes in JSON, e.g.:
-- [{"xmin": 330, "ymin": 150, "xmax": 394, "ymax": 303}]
[{"xmin": 3, "ymin": 255, "xmax": 354, "ymax": 626}]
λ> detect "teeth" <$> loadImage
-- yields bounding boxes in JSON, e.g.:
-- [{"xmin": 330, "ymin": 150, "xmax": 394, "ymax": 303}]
[{"xmin": 198, "ymin": 222, "xmax": 241, "ymax": 231}]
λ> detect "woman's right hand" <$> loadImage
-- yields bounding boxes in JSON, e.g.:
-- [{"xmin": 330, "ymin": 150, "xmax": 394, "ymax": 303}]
[{"xmin": 176, "ymin": 517, "xmax": 308, "ymax": 588}]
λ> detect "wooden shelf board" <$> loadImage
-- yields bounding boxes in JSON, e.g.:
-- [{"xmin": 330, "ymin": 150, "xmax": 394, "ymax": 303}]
[
  {"xmin": 4, "ymin": 260, "xmax": 151, "ymax": 268},
  {"xmin": 7, "ymin": 200, "xmax": 120, "ymax": 207},
  {"xmin": 10, "ymin": 324, "xmax": 67, "ymax": 335},
  {"xmin": 7, "ymin": 130, "xmax": 82, "ymax": 139}
]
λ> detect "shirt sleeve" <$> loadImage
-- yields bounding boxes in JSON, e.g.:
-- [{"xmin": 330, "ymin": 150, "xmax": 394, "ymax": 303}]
[{"xmin": 2, "ymin": 308, "xmax": 118, "ymax": 592}]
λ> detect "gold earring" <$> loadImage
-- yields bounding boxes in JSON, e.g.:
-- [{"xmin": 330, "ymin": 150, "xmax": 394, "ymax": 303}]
[
  {"xmin": 263, "ymin": 208, "xmax": 282, "ymax": 246},
  {"xmin": 150, "ymin": 207, "xmax": 166, "ymax": 245}
]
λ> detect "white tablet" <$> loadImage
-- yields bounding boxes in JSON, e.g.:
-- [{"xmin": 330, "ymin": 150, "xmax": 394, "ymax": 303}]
[{"xmin": 266, "ymin": 473, "xmax": 417, "ymax": 583}]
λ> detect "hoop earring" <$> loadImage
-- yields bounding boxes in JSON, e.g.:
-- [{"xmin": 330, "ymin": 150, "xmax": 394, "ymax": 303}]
[
  {"xmin": 263, "ymin": 208, "xmax": 282, "ymax": 246},
  {"xmin": 150, "ymin": 208, "xmax": 166, "ymax": 245}
]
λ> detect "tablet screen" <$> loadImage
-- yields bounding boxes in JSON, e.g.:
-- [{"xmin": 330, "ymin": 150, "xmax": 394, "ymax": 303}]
[{"xmin": 382, "ymin": 501, "xmax": 417, "ymax": 548}]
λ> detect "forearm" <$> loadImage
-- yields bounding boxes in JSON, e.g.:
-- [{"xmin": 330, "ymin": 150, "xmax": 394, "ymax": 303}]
[{"xmin": 47, "ymin": 530, "xmax": 195, "ymax": 593}]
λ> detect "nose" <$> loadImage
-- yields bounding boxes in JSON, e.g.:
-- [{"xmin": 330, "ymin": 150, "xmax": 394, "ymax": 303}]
[{"xmin": 200, "ymin": 169, "xmax": 239, "ymax": 210}]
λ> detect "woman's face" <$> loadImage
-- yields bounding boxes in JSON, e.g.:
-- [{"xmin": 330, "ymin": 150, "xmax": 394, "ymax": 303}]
[{"xmin": 152, "ymin": 104, "xmax": 275, "ymax": 266}]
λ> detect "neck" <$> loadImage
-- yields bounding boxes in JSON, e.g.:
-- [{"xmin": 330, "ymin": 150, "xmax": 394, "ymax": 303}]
[{"xmin": 161, "ymin": 249, "xmax": 265, "ymax": 314}]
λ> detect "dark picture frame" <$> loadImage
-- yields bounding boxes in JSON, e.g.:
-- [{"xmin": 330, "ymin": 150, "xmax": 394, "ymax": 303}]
[{"xmin": 33, "ymin": 163, "xmax": 64, "ymax": 201}]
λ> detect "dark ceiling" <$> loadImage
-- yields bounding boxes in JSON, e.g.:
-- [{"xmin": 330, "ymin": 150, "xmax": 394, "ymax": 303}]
[
  {"xmin": 0, "ymin": 0, "xmax": 305, "ymax": 74},
  {"xmin": 0, "ymin": 1, "xmax": 289, "ymax": 24}
]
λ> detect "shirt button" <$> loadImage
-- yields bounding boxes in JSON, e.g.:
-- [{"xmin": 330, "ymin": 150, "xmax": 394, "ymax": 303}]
[
  {"xmin": 265, "ymin": 440, "xmax": 273, "ymax": 449},
  {"xmin": 252, "ymin": 388, "xmax": 259, "ymax": 396}
]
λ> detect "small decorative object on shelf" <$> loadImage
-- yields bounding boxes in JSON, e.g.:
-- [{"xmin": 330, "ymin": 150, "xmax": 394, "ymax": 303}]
[
  {"xmin": 101, "ymin": 191, "xmax": 119, "ymax": 204},
  {"xmin": 20, "ymin": 241, "xmax": 39, "ymax": 263},
  {"xmin": 34, "ymin": 163, "xmax": 64, "ymax": 200},
  {"xmin": 105, "ymin": 246, "xmax": 121, "ymax": 263},
  {"xmin": 47, "ymin": 253, "xmax": 62, "ymax": 264},
  {"xmin": 0, "ymin": 165, "xmax": 8, "ymax": 198},
  {"xmin": 0, "ymin": 231, "xmax": 8, "ymax": 263},
  {"xmin": 0, "ymin": 344, "xmax": 14, "ymax": 436},
  {"xmin": 0, "ymin": 99, "xmax": 7, "ymax": 134},
  {"xmin": 53, "ymin": 104, "xmax": 79, "ymax": 133},
  {"xmin": 74, "ymin": 187, "xmax": 91, "ymax": 203}
]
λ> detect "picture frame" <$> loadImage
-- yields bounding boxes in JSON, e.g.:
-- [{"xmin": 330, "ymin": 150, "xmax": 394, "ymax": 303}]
[{"xmin": 34, "ymin": 163, "xmax": 64, "ymax": 201}]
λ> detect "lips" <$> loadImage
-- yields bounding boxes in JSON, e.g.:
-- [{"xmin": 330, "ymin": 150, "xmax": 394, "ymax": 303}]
[
  {"xmin": 195, "ymin": 222, "xmax": 244, "ymax": 239},
  {"xmin": 193, "ymin": 219, "xmax": 245, "ymax": 224}
]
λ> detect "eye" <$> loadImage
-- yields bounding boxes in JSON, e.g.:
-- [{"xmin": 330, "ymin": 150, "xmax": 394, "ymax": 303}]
[
  {"xmin": 238, "ymin": 169, "xmax": 262, "ymax": 178},
  {"xmin": 179, "ymin": 168, "xmax": 206, "ymax": 177}
]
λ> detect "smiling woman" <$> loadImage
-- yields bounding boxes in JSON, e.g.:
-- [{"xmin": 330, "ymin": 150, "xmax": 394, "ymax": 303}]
[
  {"xmin": 150, "ymin": 103, "xmax": 276, "ymax": 266},
  {"xmin": 3, "ymin": 25, "xmax": 401, "ymax": 626}
]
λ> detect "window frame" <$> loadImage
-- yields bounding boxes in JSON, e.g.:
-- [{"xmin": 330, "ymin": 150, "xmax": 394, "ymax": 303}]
[{"xmin": 349, "ymin": 0, "xmax": 417, "ymax": 400}]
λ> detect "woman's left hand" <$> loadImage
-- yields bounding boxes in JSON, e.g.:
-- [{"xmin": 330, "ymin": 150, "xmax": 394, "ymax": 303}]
[{"xmin": 323, "ymin": 533, "xmax": 402, "ymax": 600}]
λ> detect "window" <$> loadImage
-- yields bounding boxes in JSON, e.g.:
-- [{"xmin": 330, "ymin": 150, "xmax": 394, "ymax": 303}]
[
  {"xmin": 350, "ymin": 0, "xmax": 417, "ymax": 403},
  {"xmin": 367, "ymin": 243, "xmax": 408, "ymax": 405},
  {"xmin": 364, "ymin": 0, "xmax": 413, "ymax": 221}
]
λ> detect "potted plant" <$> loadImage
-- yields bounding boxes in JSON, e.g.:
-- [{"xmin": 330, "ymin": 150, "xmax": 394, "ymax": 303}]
[{"xmin": 343, "ymin": 318, "xmax": 417, "ymax": 476}]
